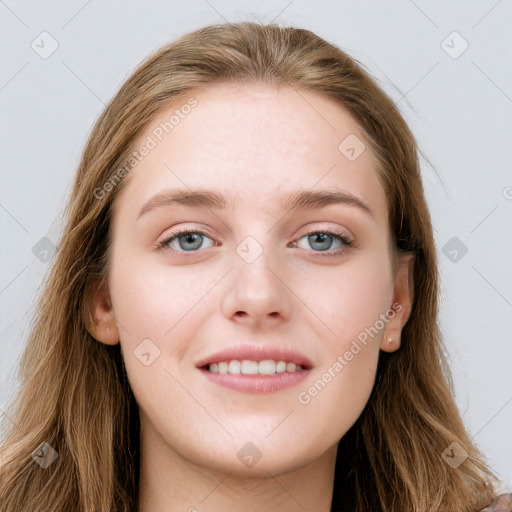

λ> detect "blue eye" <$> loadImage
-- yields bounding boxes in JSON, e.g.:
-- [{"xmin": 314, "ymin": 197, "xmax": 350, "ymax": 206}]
[
  {"xmin": 294, "ymin": 230, "xmax": 352, "ymax": 255},
  {"xmin": 157, "ymin": 228, "xmax": 353, "ymax": 256},
  {"xmin": 158, "ymin": 230, "xmax": 214, "ymax": 252}
]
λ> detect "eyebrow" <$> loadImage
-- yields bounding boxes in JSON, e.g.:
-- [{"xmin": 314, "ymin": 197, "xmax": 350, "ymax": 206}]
[{"xmin": 137, "ymin": 188, "xmax": 374, "ymax": 219}]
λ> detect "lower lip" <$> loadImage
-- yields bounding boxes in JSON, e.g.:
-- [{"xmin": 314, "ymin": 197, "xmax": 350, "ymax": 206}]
[{"xmin": 198, "ymin": 368, "xmax": 311, "ymax": 394}]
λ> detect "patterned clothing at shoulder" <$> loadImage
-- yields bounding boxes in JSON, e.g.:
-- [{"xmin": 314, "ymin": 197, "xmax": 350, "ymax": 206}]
[{"xmin": 481, "ymin": 493, "xmax": 512, "ymax": 512}]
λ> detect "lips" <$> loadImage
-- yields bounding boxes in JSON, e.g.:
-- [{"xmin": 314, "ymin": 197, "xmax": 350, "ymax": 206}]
[{"xmin": 195, "ymin": 344, "xmax": 314, "ymax": 370}]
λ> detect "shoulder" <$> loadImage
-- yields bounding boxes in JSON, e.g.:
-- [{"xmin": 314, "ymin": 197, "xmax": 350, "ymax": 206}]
[{"xmin": 480, "ymin": 493, "xmax": 512, "ymax": 512}]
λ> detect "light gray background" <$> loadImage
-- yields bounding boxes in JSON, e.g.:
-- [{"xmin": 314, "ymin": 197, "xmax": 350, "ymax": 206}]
[{"xmin": 1, "ymin": 0, "xmax": 511, "ymax": 488}]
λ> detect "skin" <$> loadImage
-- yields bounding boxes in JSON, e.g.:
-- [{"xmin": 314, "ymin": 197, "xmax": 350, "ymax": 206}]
[{"xmin": 89, "ymin": 82, "xmax": 413, "ymax": 512}]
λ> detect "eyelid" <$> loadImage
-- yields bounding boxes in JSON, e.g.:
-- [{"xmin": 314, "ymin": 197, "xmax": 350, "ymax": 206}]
[{"xmin": 296, "ymin": 225, "xmax": 353, "ymax": 243}]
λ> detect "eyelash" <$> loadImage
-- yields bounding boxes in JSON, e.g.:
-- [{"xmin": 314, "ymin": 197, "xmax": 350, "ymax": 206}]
[{"xmin": 156, "ymin": 228, "xmax": 354, "ymax": 257}]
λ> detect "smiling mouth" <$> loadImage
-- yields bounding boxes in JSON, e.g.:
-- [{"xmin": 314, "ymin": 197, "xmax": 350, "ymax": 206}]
[
  {"xmin": 198, "ymin": 359, "xmax": 312, "ymax": 394},
  {"xmin": 195, "ymin": 344, "xmax": 314, "ymax": 393}
]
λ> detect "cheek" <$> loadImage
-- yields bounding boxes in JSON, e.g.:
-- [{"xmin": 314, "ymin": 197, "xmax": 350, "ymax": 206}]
[
  {"xmin": 107, "ymin": 258, "xmax": 214, "ymax": 415},
  {"xmin": 300, "ymin": 251, "xmax": 393, "ymax": 348},
  {"xmin": 294, "ymin": 254, "xmax": 391, "ymax": 412},
  {"xmin": 108, "ymin": 254, "xmax": 216, "ymax": 342}
]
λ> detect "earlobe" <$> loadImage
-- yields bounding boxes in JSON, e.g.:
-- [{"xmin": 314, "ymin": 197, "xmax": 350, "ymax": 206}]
[
  {"xmin": 380, "ymin": 252, "xmax": 415, "ymax": 353},
  {"xmin": 381, "ymin": 333, "xmax": 400, "ymax": 353},
  {"xmin": 84, "ymin": 279, "xmax": 120, "ymax": 345}
]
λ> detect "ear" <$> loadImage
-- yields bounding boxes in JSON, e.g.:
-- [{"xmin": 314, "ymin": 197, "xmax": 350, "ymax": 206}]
[
  {"xmin": 84, "ymin": 279, "xmax": 120, "ymax": 345},
  {"xmin": 380, "ymin": 252, "xmax": 414, "ymax": 353}
]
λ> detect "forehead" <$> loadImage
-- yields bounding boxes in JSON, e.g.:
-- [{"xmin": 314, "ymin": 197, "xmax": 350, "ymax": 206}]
[{"xmin": 114, "ymin": 82, "xmax": 388, "ymax": 222}]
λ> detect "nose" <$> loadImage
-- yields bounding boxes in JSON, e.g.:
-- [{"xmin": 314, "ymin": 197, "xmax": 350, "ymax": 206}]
[{"xmin": 220, "ymin": 245, "xmax": 292, "ymax": 328}]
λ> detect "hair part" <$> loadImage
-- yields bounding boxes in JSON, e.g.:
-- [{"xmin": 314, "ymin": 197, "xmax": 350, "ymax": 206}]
[{"xmin": 0, "ymin": 21, "xmax": 499, "ymax": 512}]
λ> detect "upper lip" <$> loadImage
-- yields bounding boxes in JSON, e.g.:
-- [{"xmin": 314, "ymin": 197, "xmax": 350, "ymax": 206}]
[{"xmin": 195, "ymin": 344, "xmax": 314, "ymax": 370}]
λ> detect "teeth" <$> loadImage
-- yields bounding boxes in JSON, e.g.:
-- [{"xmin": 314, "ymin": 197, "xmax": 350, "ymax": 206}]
[
  {"xmin": 275, "ymin": 361, "xmax": 287, "ymax": 373},
  {"xmin": 228, "ymin": 360, "xmax": 241, "ymax": 374},
  {"xmin": 207, "ymin": 359, "xmax": 304, "ymax": 375},
  {"xmin": 241, "ymin": 360, "xmax": 259, "ymax": 374}
]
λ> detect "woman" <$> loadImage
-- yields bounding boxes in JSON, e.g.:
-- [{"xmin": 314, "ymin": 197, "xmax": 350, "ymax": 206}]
[{"xmin": 0, "ymin": 21, "xmax": 509, "ymax": 512}]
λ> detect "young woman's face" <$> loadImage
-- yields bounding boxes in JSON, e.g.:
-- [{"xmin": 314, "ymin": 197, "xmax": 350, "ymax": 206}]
[{"xmin": 99, "ymin": 82, "xmax": 411, "ymax": 477}]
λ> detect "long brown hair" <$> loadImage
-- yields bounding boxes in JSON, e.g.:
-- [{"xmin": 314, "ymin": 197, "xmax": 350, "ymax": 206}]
[{"xmin": 0, "ymin": 22, "xmax": 500, "ymax": 511}]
